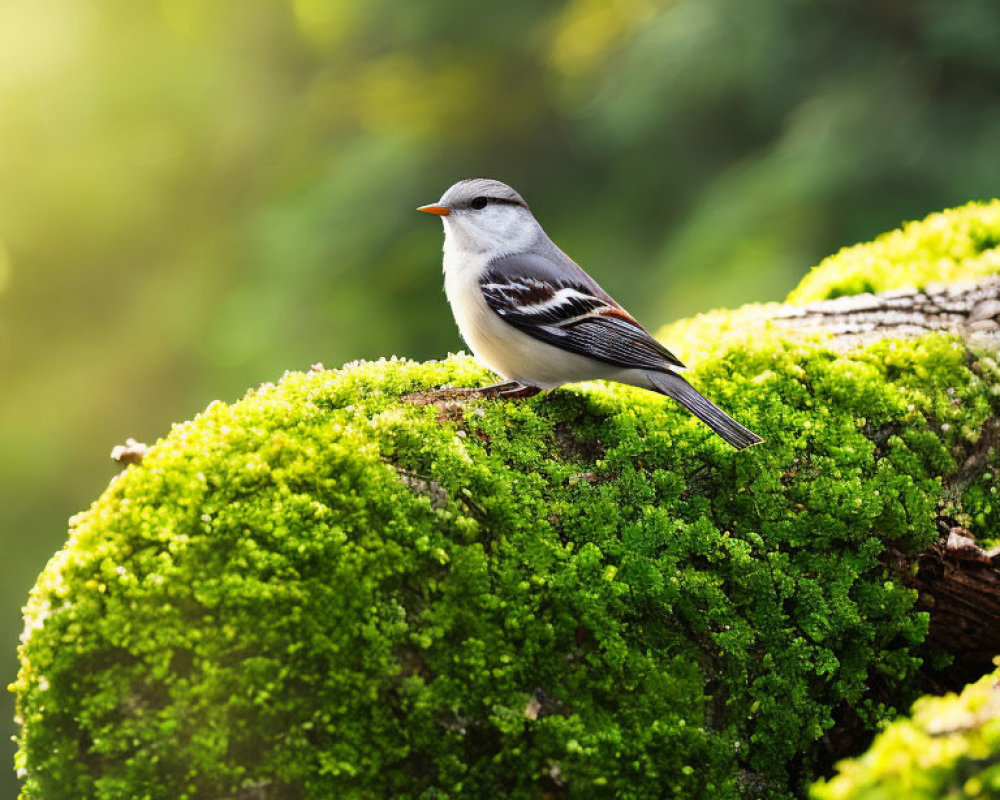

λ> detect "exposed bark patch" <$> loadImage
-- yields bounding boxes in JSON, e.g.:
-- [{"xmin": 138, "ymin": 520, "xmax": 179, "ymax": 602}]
[
  {"xmin": 774, "ymin": 277, "xmax": 1000, "ymax": 351},
  {"xmin": 912, "ymin": 525, "xmax": 1000, "ymax": 688}
]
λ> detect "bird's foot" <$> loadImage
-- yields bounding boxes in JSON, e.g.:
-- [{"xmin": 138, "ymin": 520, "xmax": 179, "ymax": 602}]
[
  {"xmin": 490, "ymin": 382, "xmax": 543, "ymax": 400},
  {"xmin": 403, "ymin": 381, "xmax": 541, "ymax": 406}
]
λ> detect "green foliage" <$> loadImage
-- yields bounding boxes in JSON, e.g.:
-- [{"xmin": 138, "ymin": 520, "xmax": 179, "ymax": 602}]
[
  {"xmin": 790, "ymin": 200, "xmax": 1000, "ymax": 303},
  {"xmin": 811, "ymin": 666, "xmax": 1000, "ymax": 800},
  {"xmin": 12, "ymin": 314, "xmax": 999, "ymax": 795}
]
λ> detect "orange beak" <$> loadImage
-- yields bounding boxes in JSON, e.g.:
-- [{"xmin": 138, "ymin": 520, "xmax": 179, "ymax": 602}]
[{"xmin": 417, "ymin": 204, "xmax": 450, "ymax": 216}]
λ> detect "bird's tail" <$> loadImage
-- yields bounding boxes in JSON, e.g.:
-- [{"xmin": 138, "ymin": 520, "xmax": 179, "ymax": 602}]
[{"xmin": 645, "ymin": 371, "xmax": 763, "ymax": 451}]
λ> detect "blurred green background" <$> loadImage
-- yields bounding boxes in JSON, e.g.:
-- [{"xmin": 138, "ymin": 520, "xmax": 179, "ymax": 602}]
[{"xmin": 3, "ymin": 0, "xmax": 999, "ymax": 792}]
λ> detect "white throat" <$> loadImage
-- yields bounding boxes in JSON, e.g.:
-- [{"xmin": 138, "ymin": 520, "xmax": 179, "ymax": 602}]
[{"xmin": 440, "ymin": 207, "xmax": 541, "ymax": 277}]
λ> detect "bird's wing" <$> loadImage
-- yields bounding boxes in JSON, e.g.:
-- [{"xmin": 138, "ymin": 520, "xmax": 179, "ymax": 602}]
[{"xmin": 480, "ymin": 252, "xmax": 685, "ymax": 371}]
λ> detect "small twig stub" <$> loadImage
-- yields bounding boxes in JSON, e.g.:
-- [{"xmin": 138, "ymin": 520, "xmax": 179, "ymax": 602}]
[{"xmin": 110, "ymin": 438, "xmax": 149, "ymax": 466}]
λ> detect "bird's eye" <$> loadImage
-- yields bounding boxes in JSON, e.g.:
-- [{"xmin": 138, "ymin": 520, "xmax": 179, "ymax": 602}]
[{"xmin": 469, "ymin": 196, "xmax": 488, "ymax": 210}]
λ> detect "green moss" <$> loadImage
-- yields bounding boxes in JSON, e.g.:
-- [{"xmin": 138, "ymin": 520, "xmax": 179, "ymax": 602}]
[
  {"xmin": 11, "ymin": 203, "xmax": 1000, "ymax": 799},
  {"xmin": 811, "ymin": 666, "xmax": 1000, "ymax": 800},
  {"xmin": 789, "ymin": 200, "xmax": 1000, "ymax": 304},
  {"xmin": 12, "ymin": 334, "xmax": 999, "ymax": 799}
]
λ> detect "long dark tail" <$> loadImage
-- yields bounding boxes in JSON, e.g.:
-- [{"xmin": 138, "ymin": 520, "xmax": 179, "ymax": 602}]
[{"xmin": 645, "ymin": 371, "xmax": 763, "ymax": 450}]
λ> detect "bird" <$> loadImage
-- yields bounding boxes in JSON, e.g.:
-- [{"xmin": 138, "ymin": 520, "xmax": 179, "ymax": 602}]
[{"xmin": 417, "ymin": 178, "xmax": 763, "ymax": 450}]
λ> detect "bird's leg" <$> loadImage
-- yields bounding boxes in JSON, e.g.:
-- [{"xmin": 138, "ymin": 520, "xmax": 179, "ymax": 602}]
[
  {"xmin": 456, "ymin": 380, "xmax": 523, "ymax": 399},
  {"xmin": 466, "ymin": 381, "xmax": 542, "ymax": 400},
  {"xmin": 494, "ymin": 382, "xmax": 542, "ymax": 400},
  {"xmin": 402, "ymin": 381, "xmax": 541, "ymax": 406}
]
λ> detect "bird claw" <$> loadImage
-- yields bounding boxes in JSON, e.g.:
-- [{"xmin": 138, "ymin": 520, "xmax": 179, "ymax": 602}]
[
  {"xmin": 402, "ymin": 381, "xmax": 541, "ymax": 406},
  {"xmin": 490, "ymin": 382, "xmax": 543, "ymax": 400}
]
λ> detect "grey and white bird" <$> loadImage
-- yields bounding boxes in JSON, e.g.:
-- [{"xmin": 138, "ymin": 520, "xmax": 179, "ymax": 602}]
[{"xmin": 418, "ymin": 178, "xmax": 763, "ymax": 450}]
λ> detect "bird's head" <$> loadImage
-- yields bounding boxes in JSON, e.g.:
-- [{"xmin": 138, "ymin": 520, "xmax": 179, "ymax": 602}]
[{"xmin": 419, "ymin": 178, "xmax": 539, "ymax": 256}]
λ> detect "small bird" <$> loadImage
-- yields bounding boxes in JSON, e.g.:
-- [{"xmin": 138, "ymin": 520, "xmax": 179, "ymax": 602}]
[{"xmin": 418, "ymin": 178, "xmax": 763, "ymax": 450}]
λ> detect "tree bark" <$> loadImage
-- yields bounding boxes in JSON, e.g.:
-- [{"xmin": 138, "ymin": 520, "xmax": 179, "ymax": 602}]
[
  {"xmin": 910, "ymin": 528, "xmax": 1000, "ymax": 687},
  {"xmin": 771, "ymin": 276, "xmax": 1000, "ymax": 350}
]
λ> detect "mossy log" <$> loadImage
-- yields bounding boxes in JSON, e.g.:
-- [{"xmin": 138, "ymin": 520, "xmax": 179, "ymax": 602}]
[{"xmin": 11, "ymin": 202, "xmax": 1000, "ymax": 799}]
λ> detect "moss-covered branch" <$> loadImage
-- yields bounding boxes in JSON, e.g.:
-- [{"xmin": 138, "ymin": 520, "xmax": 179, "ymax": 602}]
[{"xmin": 11, "ymin": 202, "xmax": 1000, "ymax": 799}]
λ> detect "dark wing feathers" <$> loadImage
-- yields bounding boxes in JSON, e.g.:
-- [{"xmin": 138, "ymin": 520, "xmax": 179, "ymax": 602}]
[
  {"xmin": 481, "ymin": 253, "xmax": 685, "ymax": 372},
  {"xmin": 561, "ymin": 317, "xmax": 685, "ymax": 370}
]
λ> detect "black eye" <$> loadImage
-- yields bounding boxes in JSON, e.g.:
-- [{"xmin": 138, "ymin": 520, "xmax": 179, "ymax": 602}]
[{"xmin": 469, "ymin": 196, "xmax": 488, "ymax": 210}]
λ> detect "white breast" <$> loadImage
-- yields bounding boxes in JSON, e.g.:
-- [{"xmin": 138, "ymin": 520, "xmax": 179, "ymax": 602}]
[{"xmin": 442, "ymin": 242, "xmax": 617, "ymax": 389}]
